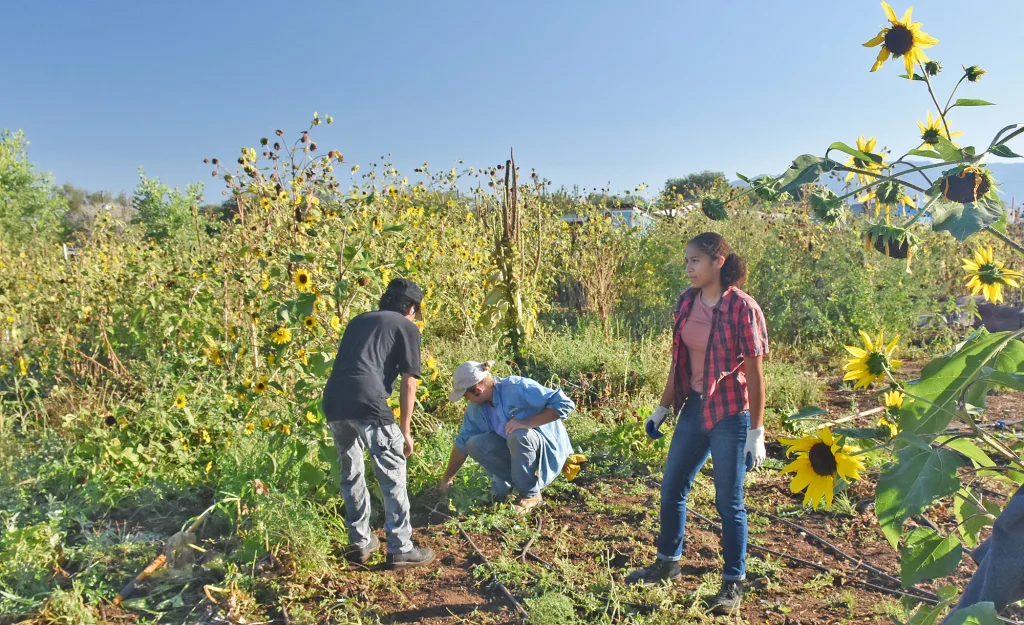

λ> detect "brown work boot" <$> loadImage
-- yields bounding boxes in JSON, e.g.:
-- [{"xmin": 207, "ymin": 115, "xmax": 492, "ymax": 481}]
[{"xmin": 512, "ymin": 493, "xmax": 543, "ymax": 515}]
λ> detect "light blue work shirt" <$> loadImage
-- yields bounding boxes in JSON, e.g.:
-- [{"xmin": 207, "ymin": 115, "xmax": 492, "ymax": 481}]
[{"xmin": 454, "ymin": 376, "xmax": 575, "ymax": 488}]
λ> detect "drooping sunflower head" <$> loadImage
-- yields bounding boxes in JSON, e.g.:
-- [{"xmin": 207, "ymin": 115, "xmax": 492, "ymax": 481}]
[
  {"xmin": 863, "ymin": 2, "xmax": 939, "ymax": 78},
  {"xmin": 809, "ymin": 187, "xmax": 846, "ymax": 225},
  {"xmin": 917, "ymin": 112, "xmax": 963, "ymax": 150},
  {"xmin": 963, "ymin": 65, "xmax": 986, "ymax": 82},
  {"xmin": 294, "ymin": 268, "xmax": 313, "ymax": 292},
  {"xmin": 780, "ymin": 427, "xmax": 866, "ymax": 510},
  {"xmin": 858, "ymin": 180, "xmax": 916, "ymax": 217},
  {"xmin": 843, "ymin": 329, "xmax": 903, "ymax": 389},
  {"xmin": 940, "ymin": 166, "xmax": 995, "ymax": 205},
  {"xmin": 701, "ymin": 197, "xmax": 729, "ymax": 221},
  {"xmin": 962, "ymin": 245, "xmax": 1022, "ymax": 304},
  {"xmin": 844, "ymin": 136, "xmax": 886, "ymax": 185}
]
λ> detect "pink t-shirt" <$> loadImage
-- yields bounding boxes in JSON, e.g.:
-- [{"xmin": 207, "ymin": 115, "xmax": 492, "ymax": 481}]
[{"xmin": 681, "ymin": 295, "xmax": 714, "ymax": 391}]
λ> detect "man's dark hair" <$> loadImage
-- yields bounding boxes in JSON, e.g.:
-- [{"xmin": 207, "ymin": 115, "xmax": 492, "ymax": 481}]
[{"xmin": 379, "ymin": 292, "xmax": 421, "ymax": 316}]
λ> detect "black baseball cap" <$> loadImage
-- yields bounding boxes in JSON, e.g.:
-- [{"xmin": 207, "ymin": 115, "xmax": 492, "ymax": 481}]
[{"xmin": 385, "ymin": 277, "xmax": 424, "ymax": 304}]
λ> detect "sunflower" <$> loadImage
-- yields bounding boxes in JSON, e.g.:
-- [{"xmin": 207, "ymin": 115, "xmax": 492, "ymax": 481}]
[
  {"xmin": 260, "ymin": 274, "xmax": 270, "ymax": 290},
  {"xmin": 857, "ymin": 180, "xmax": 916, "ymax": 216},
  {"xmin": 962, "ymin": 246, "xmax": 1022, "ymax": 304},
  {"xmin": 562, "ymin": 454, "xmax": 588, "ymax": 481},
  {"xmin": 862, "ymin": 2, "xmax": 938, "ymax": 78},
  {"xmin": 843, "ymin": 330, "xmax": 903, "ymax": 389},
  {"xmin": 200, "ymin": 428, "xmax": 211, "ymax": 444},
  {"xmin": 305, "ymin": 411, "xmax": 319, "ymax": 424},
  {"xmin": 918, "ymin": 112, "xmax": 963, "ymax": 149},
  {"xmin": 877, "ymin": 416, "xmax": 899, "ymax": 438},
  {"xmin": 244, "ymin": 422, "xmax": 255, "ymax": 435},
  {"xmin": 174, "ymin": 393, "xmax": 187, "ymax": 409},
  {"xmin": 260, "ymin": 197, "xmax": 271, "ymax": 210},
  {"xmin": 330, "ymin": 315, "xmax": 341, "ymax": 332},
  {"xmin": 279, "ymin": 424, "xmax": 291, "ymax": 435},
  {"xmin": 271, "ymin": 327, "xmax": 292, "ymax": 345},
  {"xmin": 780, "ymin": 427, "xmax": 865, "ymax": 510},
  {"xmin": 254, "ymin": 378, "xmax": 269, "ymax": 395},
  {"xmin": 293, "ymin": 268, "xmax": 313, "ymax": 292},
  {"xmin": 883, "ymin": 389, "xmax": 905, "ymax": 415},
  {"xmin": 260, "ymin": 417, "xmax": 273, "ymax": 431},
  {"xmin": 844, "ymin": 136, "xmax": 886, "ymax": 186},
  {"xmin": 303, "ymin": 315, "xmax": 317, "ymax": 330}
]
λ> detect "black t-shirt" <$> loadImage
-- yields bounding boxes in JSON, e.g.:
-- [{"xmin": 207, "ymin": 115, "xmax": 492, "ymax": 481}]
[{"xmin": 322, "ymin": 310, "xmax": 422, "ymax": 424}]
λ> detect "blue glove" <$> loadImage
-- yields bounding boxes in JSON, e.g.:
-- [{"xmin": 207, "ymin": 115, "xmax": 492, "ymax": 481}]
[{"xmin": 645, "ymin": 405, "xmax": 671, "ymax": 439}]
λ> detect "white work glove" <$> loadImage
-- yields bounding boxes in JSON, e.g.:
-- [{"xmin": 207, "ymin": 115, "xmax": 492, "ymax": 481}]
[
  {"xmin": 744, "ymin": 426, "xmax": 766, "ymax": 471},
  {"xmin": 645, "ymin": 405, "xmax": 671, "ymax": 440}
]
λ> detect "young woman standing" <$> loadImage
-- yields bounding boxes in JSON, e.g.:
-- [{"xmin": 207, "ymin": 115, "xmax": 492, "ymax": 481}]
[{"xmin": 626, "ymin": 232, "xmax": 768, "ymax": 615}]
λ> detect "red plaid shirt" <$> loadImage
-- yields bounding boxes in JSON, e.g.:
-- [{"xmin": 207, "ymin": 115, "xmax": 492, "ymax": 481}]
[{"xmin": 671, "ymin": 286, "xmax": 769, "ymax": 431}]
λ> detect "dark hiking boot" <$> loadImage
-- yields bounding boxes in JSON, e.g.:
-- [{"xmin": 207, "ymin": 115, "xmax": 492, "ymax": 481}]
[
  {"xmin": 386, "ymin": 544, "xmax": 436, "ymax": 570},
  {"xmin": 344, "ymin": 534, "xmax": 380, "ymax": 564},
  {"xmin": 624, "ymin": 558, "xmax": 682, "ymax": 585},
  {"xmin": 707, "ymin": 580, "xmax": 744, "ymax": 614}
]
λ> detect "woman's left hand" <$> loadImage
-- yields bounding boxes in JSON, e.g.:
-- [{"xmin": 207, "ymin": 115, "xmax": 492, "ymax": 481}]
[{"xmin": 744, "ymin": 426, "xmax": 766, "ymax": 471}]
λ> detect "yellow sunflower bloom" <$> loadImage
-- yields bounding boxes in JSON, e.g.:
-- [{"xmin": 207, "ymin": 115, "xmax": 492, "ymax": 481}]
[
  {"xmin": 780, "ymin": 427, "xmax": 865, "ymax": 510},
  {"xmin": 877, "ymin": 416, "xmax": 899, "ymax": 438},
  {"xmin": 843, "ymin": 330, "xmax": 903, "ymax": 389},
  {"xmin": 261, "ymin": 416, "xmax": 273, "ymax": 431},
  {"xmin": 279, "ymin": 424, "xmax": 291, "ymax": 435},
  {"xmin": 260, "ymin": 197, "xmax": 271, "ymax": 210},
  {"xmin": 303, "ymin": 315, "xmax": 317, "ymax": 330},
  {"xmin": 254, "ymin": 377, "xmax": 269, "ymax": 395},
  {"xmin": 260, "ymin": 274, "xmax": 270, "ymax": 290},
  {"xmin": 963, "ymin": 245, "xmax": 1022, "ymax": 304},
  {"xmin": 244, "ymin": 422, "xmax": 256, "ymax": 435},
  {"xmin": 862, "ymin": 2, "xmax": 939, "ymax": 78},
  {"xmin": 918, "ymin": 112, "xmax": 963, "ymax": 150},
  {"xmin": 844, "ymin": 136, "xmax": 886, "ymax": 186},
  {"xmin": 174, "ymin": 393, "xmax": 187, "ymax": 409},
  {"xmin": 293, "ymin": 268, "xmax": 313, "ymax": 292},
  {"xmin": 305, "ymin": 411, "xmax": 319, "ymax": 424},
  {"xmin": 271, "ymin": 327, "xmax": 292, "ymax": 345}
]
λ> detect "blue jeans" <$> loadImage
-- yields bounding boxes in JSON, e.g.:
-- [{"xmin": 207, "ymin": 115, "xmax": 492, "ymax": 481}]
[
  {"xmin": 656, "ymin": 392, "xmax": 749, "ymax": 581},
  {"xmin": 465, "ymin": 430, "xmax": 543, "ymax": 497}
]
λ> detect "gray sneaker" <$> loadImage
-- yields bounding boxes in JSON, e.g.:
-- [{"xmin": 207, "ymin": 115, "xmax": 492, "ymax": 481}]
[
  {"xmin": 386, "ymin": 544, "xmax": 436, "ymax": 570},
  {"xmin": 344, "ymin": 534, "xmax": 380, "ymax": 564},
  {"xmin": 707, "ymin": 580, "xmax": 743, "ymax": 614}
]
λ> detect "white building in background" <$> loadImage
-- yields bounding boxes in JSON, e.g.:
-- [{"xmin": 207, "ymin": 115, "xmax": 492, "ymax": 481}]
[{"xmin": 561, "ymin": 207, "xmax": 657, "ymax": 232}]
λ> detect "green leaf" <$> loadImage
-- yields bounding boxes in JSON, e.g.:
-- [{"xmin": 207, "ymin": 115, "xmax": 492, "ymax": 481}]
[
  {"xmin": 907, "ymin": 149, "xmax": 943, "ymax": 159},
  {"xmin": 934, "ymin": 136, "xmax": 965, "ymax": 161},
  {"xmin": 876, "ymin": 434, "xmax": 963, "ymax": 547},
  {"xmin": 944, "ymin": 603, "xmax": 1003, "ymax": 625},
  {"xmin": 899, "ymin": 73, "xmax": 928, "ymax": 82},
  {"xmin": 991, "ymin": 211, "xmax": 1008, "ymax": 234},
  {"xmin": 831, "ymin": 427, "xmax": 885, "ymax": 440},
  {"xmin": 938, "ymin": 438, "xmax": 995, "ymax": 468},
  {"xmin": 900, "ymin": 527, "xmax": 963, "ymax": 587},
  {"xmin": 900, "ymin": 330, "xmax": 1024, "ymax": 435},
  {"xmin": 951, "ymin": 98, "xmax": 995, "ymax": 108},
  {"xmin": 932, "ymin": 199, "xmax": 1006, "ymax": 241},
  {"xmin": 989, "ymin": 144, "xmax": 1023, "ymax": 158},
  {"xmin": 953, "ymin": 488, "xmax": 1000, "ymax": 548},
  {"xmin": 299, "ymin": 461, "xmax": 325, "ymax": 489},
  {"xmin": 777, "ymin": 155, "xmax": 839, "ymax": 195},
  {"xmin": 827, "ymin": 142, "xmax": 884, "ymax": 165},
  {"xmin": 783, "ymin": 405, "xmax": 829, "ymax": 422},
  {"xmin": 309, "ymin": 352, "xmax": 334, "ymax": 378}
]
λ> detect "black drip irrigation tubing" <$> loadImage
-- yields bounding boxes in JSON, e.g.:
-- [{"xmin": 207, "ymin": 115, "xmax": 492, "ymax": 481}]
[{"xmin": 427, "ymin": 501, "xmax": 1024, "ymax": 625}]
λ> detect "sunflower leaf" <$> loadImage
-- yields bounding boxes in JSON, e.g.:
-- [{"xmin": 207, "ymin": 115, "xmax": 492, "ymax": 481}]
[
  {"xmin": 943, "ymin": 603, "xmax": 1003, "ymax": 625},
  {"xmin": 901, "ymin": 330, "xmax": 1024, "ymax": 434},
  {"xmin": 933, "ymin": 136, "xmax": 965, "ymax": 161},
  {"xmin": 953, "ymin": 488, "xmax": 1000, "ymax": 549},
  {"xmin": 826, "ymin": 142, "xmax": 884, "ymax": 165},
  {"xmin": 783, "ymin": 405, "xmax": 828, "ymax": 422},
  {"xmin": 931, "ymin": 199, "xmax": 1005, "ymax": 241},
  {"xmin": 989, "ymin": 144, "xmax": 1022, "ymax": 158},
  {"xmin": 876, "ymin": 434, "xmax": 963, "ymax": 548},
  {"xmin": 900, "ymin": 527, "xmax": 963, "ymax": 588},
  {"xmin": 777, "ymin": 155, "xmax": 838, "ymax": 195},
  {"xmin": 906, "ymin": 149, "xmax": 943, "ymax": 160},
  {"xmin": 950, "ymin": 98, "xmax": 995, "ymax": 108}
]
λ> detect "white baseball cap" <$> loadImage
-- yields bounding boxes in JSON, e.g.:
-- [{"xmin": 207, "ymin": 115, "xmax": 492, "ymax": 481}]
[{"xmin": 448, "ymin": 361, "xmax": 491, "ymax": 402}]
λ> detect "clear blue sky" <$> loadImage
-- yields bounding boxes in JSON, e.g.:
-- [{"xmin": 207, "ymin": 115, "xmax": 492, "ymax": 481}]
[{"xmin": 2, "ymin": 0, "xmax": 1022, "ymax": 199}]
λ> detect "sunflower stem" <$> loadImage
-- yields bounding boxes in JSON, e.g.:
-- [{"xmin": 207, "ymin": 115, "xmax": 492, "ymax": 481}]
[
  {"xmin": 942, "ymin": 75, "xmax": 969, "ymax": 116},
  {"xmin": 984, "ymin": 225, "xmax": 1024, "ymax": 258},
  {"xmin": 920, "ymin": 64, "xmax": 953, "ymax": 141},
  {"xmin": 899, "ymin": 193, "xmax": 941, "ymax": 230}
]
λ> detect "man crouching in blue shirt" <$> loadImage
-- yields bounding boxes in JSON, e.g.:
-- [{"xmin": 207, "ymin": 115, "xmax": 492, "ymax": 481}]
[{"xmin": 439, "ymin": 361, "xmax": 575, "ymax": 514}]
